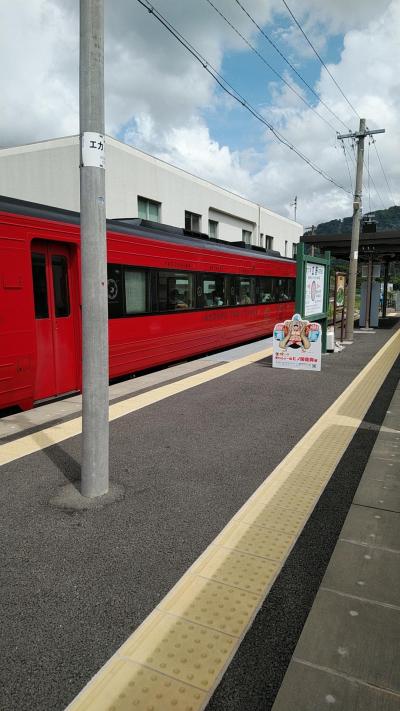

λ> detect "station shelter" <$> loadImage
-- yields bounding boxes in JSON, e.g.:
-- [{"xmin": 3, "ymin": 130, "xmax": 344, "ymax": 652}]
[{"xmin": 301, "ymin": 228, "xmax": 400, "ymax": 328}]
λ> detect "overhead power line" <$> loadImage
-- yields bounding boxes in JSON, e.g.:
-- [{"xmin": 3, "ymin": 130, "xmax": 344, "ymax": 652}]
[
  {"xmin": 339, "ymin": 138, "xmax": 353, "ymax": 194},
  {"xmin": 281, "ymin": 0, "xmax": 361, "ymax": 121},
  {"xmin": 363, "ymin": 150, "xmax": 386, "ymax": 210},
  {"xmin": 370, "ymin": 136, "xmax": 396, "ymax": 205},
  {"xmin": 233, "ymin": 0, "xmax": 351, "ymax": 133},
  {"xmin": 205, "ymin": 0, "xmax": 338, "ymax": 133},
  {"xmin": 136, "ymin": 0, "xmax": 352, "ymax": 195}
]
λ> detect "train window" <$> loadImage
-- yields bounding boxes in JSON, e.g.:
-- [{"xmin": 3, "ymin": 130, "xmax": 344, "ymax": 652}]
[
  {"xmin": 256, "ymin": 276, "xmax": 274, "ymax": 304},
  {"xmin": 287, "ymin": 278, "xmax": 295, "ymax": 300},
  {"xmin": 107, "ymin": 264, "xmax": 124, "ymax": 318},
  {"xmin": 231, "ymin": 276, "xmax": 255, "ymax": 305},
  {"xmin": 157, "ymin": 271, "xmax": 194, "ymax": 311},
  {"xmin": 198, "ymin": 274, "xmax": 227, "ymax": 307},
  {"xmin": 275, "ymin": 278, "xmax": 291, "ymax": 302},
  {"xmin": 31, "ymin": 253, "xmax": 49, "ymax": 319},
  {"xmin": 125, "ymin": 269, "xmax": 147, "ymax": 314},
  {"xmin": 51, "ymin": 255, "xmax": 70, "ymax": 317}
]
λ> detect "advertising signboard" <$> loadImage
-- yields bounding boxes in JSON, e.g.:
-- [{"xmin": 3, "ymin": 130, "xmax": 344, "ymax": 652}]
[
  {"xmin": 273, "ymin": 313, "xmax": 322, "ymax": 372},
  {"xmin": 335, "ymin": 274, "xmax": 345, "ymax": 307},
  {"xmin": 304, "ymin": 263, "xmax": 325, "ymax": 316}
]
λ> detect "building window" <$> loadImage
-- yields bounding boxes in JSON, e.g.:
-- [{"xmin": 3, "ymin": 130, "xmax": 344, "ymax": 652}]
[
  {"xmin": 242, "ymin": 229, "xmax": 252, "ymax": 244},
  {"xmin": 138, "ymin": 196, "xmax": 161, "ymax": 222},
  {"xmin": 285, "ymin": 240, "xmax": 288, "ymax": 257},
  {"xmin": 208, "ymin": 219, "xmax": 218, "ymax": 239},
  {"xmin": 259, "ymin": 233, "xmax": 264, "ymax": 248},
  {"xmin": 292, "ymin": 243, "xmax": 298, "ymax": 258},
  {"xmin": 265, "ymin": 236, "xmax": 274, "ymax": 250},
  {"xmin": 185, "ymin": 211, "xmax": 201, "ymax": 232}
]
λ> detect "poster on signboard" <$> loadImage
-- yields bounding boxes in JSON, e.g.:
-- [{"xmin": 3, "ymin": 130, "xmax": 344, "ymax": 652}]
[
  {"xmin": 305, "ymin": 263, "xmax": 325, "ymax": 316},
  {"xmin": 273, "ymin": 313, "xmax": 322, "ymax": 371}
]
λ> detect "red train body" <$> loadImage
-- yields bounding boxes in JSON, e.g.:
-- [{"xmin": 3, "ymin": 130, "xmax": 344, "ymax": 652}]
[{"xmin": 0, "ymin": 197, "xmax": 296, "ymax": 411}]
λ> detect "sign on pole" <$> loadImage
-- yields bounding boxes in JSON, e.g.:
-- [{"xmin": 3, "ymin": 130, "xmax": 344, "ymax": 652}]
[
  {"xmin": 305, "ymin": 263, "xmax": 325, "ymax": 316},
  {"xmin": 273, "ymin": 313, "xmax": 322, "ymax": 371},
  {"xmin": 295, "ymin": 242, "xmax": 330, "ymax": 353}
]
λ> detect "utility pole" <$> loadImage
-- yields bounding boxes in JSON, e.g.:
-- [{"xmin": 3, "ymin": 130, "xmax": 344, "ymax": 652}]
[
  {"xmin": 80, "ymin": 0, "xmax": 109, "ymax": 497},
  {"xmin": 338, "ymin": 120, "xmax": 385, "ymax": 341},
  {"xmin": 291, "ymin": 195, "xmax": 297, "ymax": 222}
]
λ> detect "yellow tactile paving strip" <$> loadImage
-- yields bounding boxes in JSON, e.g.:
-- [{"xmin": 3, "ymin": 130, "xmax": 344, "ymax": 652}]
[
  {"xmin": 0, "ymin": 347, "xmax": 273, "ymax": 467},
  {"xmin": 66, "ymin": 328, "xmax": 400, "ymax": 711}
]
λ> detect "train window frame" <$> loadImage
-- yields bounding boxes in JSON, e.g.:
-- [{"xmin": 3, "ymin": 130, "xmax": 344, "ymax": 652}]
[
  {"xmin": 156, "ymin": 270, "xmax": 195, "ymax": 313},
  {"xmin": 107, "ymin": 263, "xmax": 295, "ymax": 317},
  {"xmin": 230, "ymin": 275, "xmax": 256, "ymax": 306},
  {"xmin": 256, "ymin": 276, "xmax": 274, "ymax": 304},
  {"xmin": 275, "ymin": 277, "xmax": 292, "ymax": 302},
  {"xmin": 107, "ymin": 264, "xmax": 125, "ymax": 318},
  {"xmin": 124, "ymin": 267, "xmax": 149, "ymax": 315},
  {"xmin": 197, "ymin": 273, "xmax": 228, "ymax": 308},
  {"xmin": 51, "ymin": 254, "xmax": 70, "ymax": 318},
  {"xmin": 31, "ymin": 252, "xmax": 49, "ymax": 319}
]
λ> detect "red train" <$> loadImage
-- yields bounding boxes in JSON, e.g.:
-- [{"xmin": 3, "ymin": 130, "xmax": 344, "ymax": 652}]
[{"xmin": 0, "ymin": 196, "xmax": 296, "ymax": 411}]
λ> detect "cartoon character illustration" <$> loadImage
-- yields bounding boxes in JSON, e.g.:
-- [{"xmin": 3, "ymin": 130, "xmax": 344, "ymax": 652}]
[{"xmin": 278, "ymin": 313, "xmax": 311, "ymax": 350}]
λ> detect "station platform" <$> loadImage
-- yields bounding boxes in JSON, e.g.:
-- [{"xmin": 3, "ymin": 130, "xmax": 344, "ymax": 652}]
[{"xmin": 0, "ymin": 319, "xmax": 399, "ymax": 711}]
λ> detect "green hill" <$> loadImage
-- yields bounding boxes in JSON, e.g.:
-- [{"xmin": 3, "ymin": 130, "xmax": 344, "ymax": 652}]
[{"xmin": 305, "ymin": 206, "xmax": 400, "ymax": 235}]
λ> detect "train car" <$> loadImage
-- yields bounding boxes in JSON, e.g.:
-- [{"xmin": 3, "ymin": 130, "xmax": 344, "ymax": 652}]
[{"xmin": 0, "ymin": 196, "xmax": 296, "ymax": 412}]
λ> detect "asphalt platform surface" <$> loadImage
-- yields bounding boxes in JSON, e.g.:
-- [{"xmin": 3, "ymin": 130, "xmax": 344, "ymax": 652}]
[{"xmin": 1, "ymin": 322, "xmax": 399, "ymax": 711}]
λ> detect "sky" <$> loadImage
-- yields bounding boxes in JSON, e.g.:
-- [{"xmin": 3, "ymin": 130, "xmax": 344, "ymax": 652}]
[{"xmin": 1, "ymin": 0, "xmax": 399, "ymax": 227}]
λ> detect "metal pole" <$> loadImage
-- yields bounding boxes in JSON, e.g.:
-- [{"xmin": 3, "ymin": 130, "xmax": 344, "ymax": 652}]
[
  {"xmin": 340, "ymin": 291, "xmax": 345, "ymax": 343},
  {"xmin": 382, "ymin": 260, "xmax": 389, "ymax": 318},
  {"xmin": 333, "ymin": 272, "xmax": 337, "ymax": 337},
  {"xmin": 345, "ymin": 118, "xmax": 365, "ymax": 340},
  {"xmin": 365, "ymin": 255, "xmax": 373, "ymax": 329},
  {"xmin": 80, "ymin": 0, "xmax": 109, "ymax": 497}
]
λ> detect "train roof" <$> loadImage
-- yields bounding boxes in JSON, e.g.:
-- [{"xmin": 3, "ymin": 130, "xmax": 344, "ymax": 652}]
[{"xmin": 0, "ymin": 195, "xmax": 294, "ymax": 264}]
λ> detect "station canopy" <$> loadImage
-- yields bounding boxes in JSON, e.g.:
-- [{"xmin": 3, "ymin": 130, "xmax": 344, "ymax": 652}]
[{"xmin": 301, "ymin": 229, "xmax": 400, "ymax": 263}]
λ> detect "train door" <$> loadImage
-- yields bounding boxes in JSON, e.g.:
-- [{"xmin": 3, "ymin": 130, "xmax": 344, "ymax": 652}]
[{"xmin": 31, "ymin": 241, "xmax": 80, "ymax": 401}]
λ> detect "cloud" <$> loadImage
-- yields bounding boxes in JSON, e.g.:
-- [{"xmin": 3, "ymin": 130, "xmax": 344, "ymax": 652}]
[{"xmin": 0, "ymin": 0, "xmax": 398, "ymax": 227}]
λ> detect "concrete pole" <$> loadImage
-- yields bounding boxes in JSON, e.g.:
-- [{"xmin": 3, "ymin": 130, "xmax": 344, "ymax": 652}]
[
  {"xmin": 382, "ymin": 260, "xmax": 389, "ymax": 318},
  {"xmin": 365, "ymin": 255, "xmax": 373, "ymax": 329},
  {"xmin": 79, "ymin": 0, "xmax": 109, "ymax": 497},
  {"xmin": 345, "ymin": 118, "xmax": 366, "ymax": 341}
]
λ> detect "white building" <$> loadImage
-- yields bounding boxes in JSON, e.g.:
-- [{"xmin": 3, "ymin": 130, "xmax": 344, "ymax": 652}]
[{"xmin": 0, "ymin": 135, "xmax": 302, "ymax": 256}]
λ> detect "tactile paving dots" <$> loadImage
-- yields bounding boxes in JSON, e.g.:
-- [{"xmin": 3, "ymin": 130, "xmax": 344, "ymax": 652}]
[
  {"xmin": 269, "ymin": 488, "xmax": 317, "ymax": 511},
  {"xmin": 159, "ymin": 575, "xmax": 259, "ymax": 636},
  {"xmin": 118, "ymin": 612, "xmax": 236, "ymax": 690},
  {"xmin": 193, "ymin": 546, "xmax": 279, "ymax": 596},
  {"xmin": 68, "ymin": 658, "xmax": 207, "ymax": 711},
  {"xmin": 242, "ymin": 502, "xmax": 306, "ymax": 535},
  {"xmin": 216, "ymin": 521, "xmax": 292, "ymax": 561}
]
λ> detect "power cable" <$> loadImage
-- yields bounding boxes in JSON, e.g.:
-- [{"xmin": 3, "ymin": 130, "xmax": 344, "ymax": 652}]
[
  {"xmin": 233, "ymin": 0, "xmax": 351, "ymax": 133},
  {"xmin": 204, "ymin": 0, "xmax": 338, "ymax": 133},
  {"xmin": 136, "ymin": 0, "xmax": 352, "ymax": 194},
  {"xmin": 371, "ymin": 137, "xmax": 396, "ymax": 205},
  {"xmin": 339, "ymin": 138, "xmax": 353, "ymax": 194},
  {"xmin": 363, "ymin": 153, "xmax": 386, "ymax": 210},
  {"xmin": 281, "ymin": 0, "xmax": 361, "ymax": 121}
]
